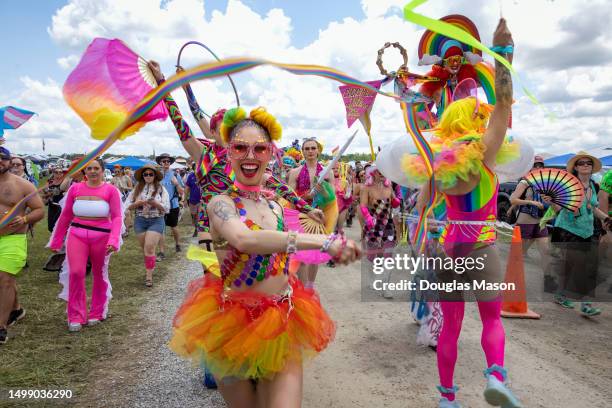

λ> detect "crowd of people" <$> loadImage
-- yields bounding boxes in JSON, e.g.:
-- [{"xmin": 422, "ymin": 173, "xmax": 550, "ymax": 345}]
[{"xmin": 2, "ymin": 15, "xmax": 612, "ymax": 408}]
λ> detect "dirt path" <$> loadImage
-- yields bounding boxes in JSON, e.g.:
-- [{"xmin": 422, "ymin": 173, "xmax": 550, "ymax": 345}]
[{"xmin": 82, "ymin": 227, "xmax": 611, "ymax": 408}]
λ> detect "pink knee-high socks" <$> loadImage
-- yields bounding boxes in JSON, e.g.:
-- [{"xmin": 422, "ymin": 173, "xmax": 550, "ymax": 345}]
[
  {"xmin": 145, "ymin": 255, "xmax": 156, "ymax": 270},
  {"xmin": 437, "ymin": 299, "xmax": 505, "ymax": 401}
]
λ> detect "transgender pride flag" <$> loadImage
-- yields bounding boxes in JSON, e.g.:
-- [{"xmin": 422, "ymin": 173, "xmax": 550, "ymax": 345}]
[{"xmin": 0, "ymin": 106, "xmax": 36, "ymax": 136}]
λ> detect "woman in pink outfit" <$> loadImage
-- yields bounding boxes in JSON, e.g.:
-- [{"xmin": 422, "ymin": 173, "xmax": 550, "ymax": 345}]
[{"xmin": 49, "ymin": 158, "xmax": 123, "ymax": 332}]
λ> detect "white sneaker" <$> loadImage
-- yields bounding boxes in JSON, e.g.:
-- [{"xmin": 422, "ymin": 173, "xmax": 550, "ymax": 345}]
[
  {"xmin": 439, "ymin": 397, "xmax": 461, "ymax": 408},
  {"xmin": 87, "ymin": 319, "xmax": 101, "ymax": 327},
  {"xmin": 68, "ymin": 323, "xmax": 82, "ymax": 332}
]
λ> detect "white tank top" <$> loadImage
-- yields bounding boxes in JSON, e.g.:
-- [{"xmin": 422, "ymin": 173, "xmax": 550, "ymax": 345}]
[{"xmin": 73, "ymin": 199, "xmax": 110, "ymax": 218}]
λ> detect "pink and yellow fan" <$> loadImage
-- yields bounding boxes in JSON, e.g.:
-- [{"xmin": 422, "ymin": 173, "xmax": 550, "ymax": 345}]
[
  {"xmin": 284, "ymin": 207, "xmax": 332, "ymax": 265},
  {"xmin": 63, "ymin": 38, "xmax": 168, "ymax": 140},
  {"xmin": 283, "ymin": 183, "xmax": 338, "ymax": 265}
]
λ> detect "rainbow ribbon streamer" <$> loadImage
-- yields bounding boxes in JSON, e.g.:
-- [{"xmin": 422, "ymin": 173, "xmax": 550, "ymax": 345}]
[
  {"xmin": 1, "ymin": 57, "xmax": 420, "ymax": 229},
  {"xmin": 400, "ymin": 102, "xmax": 436, "ymax": 253}
]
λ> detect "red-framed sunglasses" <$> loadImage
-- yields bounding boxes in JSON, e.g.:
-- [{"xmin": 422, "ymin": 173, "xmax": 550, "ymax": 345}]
[{"xmin": 228, "ymin": 141, "xmax": 272, "ymax": 160}]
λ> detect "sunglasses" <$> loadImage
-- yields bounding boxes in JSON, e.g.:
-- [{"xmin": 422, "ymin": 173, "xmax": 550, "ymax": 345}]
[
  {"xmin": 444, "ymin": 55, "xmax": 464, "ymax": 66},
  {"xmin": 11, "ymin": 163, "xmax": 24, "ymax": 167},
  {"xmin": 228, "ymin": 141, "xmax": 272, "ymax": 160},
  {"xmin": 576, "ymin": 161, "xmax": 593, "ymax": 166},
  {"xmin": 0, "ymin": 155, "xmax": 10, "ymax": 161},
  {"xmin": 533, "ymin": 163, "xmax": 544, "ymax": 168},
  {"xmin": 160, "ymin": 160, "xmax": 171, "ymax": 164},
  {"xmin": 143, "ymin": 172, "xmax": 155, "ymax": 177}
]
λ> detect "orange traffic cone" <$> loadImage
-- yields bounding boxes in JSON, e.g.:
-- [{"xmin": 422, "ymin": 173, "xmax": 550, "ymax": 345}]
[{"xmin": 501, "ymin": 226, "xmax": 541, "ymax": 319}]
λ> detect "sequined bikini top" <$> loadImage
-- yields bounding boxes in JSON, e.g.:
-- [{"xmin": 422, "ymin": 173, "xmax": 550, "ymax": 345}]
[{"xmin": 220, "ymin": 189, "xmax": 289, "ymax": 288}]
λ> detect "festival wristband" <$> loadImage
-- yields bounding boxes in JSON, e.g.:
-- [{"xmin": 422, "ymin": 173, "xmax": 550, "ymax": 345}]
[
  {"xmin": 321, "ymin": 233, "xmax": 338, "ymax": 253},
  {"xmin": 286, "ymin": 231, "xmax": 298, "ymax": 254},
  {"xmin": 490, "ymin": 45, "xmax": 514, "ymax": 55}
]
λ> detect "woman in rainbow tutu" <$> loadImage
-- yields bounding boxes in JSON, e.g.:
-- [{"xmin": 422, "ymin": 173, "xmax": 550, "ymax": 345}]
[{"xmin": 170, "ymin": 106, "xmax": 361, "ymax": 407}]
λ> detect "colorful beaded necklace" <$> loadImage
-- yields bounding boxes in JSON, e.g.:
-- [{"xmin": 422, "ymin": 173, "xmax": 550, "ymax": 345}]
[{"xmin": 221, "ymin": 187, "xmax": 289, "ymax": 288}]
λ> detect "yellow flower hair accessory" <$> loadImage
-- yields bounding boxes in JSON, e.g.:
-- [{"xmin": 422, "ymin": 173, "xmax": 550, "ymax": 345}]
[{"xmin": 249, "ymin": 107, "xmax": 282, "ymax": 142}]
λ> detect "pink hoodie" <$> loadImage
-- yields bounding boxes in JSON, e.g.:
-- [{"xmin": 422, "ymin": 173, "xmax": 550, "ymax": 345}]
[{"xmin": 49, "ymin": 182, "xmax": 123, "ymax": 251}]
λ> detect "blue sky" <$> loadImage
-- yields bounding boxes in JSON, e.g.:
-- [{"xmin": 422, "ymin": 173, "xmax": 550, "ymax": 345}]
[
  {"xmin": 2, "ymin": 0, "xmax": 611, "ymax": 157},
  {"xmin": 0, "ymin": 0, "xmax": 364, "ymax": 97},
  {"xmin": 1, "ymin": 0, "xmax": 65, "ymax": 96}
]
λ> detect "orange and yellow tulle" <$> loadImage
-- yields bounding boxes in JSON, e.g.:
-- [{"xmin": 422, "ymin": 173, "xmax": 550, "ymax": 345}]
[
  {"xmin": 402, "ymin": 135, "xmax": 519, "ymax": 189},
  {"xmin": 401, "ymin": 98, "xmax": 519, "ymax": 189},
  {"xmin": 170, "ymin": 275, "xmax": 335, "ymax": 380}
]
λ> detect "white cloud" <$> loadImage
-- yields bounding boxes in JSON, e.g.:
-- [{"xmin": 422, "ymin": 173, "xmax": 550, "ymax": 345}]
[
  {"xmin": 57, "ymin": 55, "xmax": 80, "ymax": 70},
  {"xmin": 4, "ymin": 0, "xmax": 609, "ymax": 159}
]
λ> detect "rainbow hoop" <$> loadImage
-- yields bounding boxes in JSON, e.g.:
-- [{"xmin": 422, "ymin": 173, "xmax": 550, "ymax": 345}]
[{"xmin": 176, "ymin": 41, "xmax": 240, "ymax": 117}]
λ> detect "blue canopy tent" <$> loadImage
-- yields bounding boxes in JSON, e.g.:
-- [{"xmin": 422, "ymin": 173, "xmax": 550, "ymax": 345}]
[
  {"xmin": 600, "ymin": 155, "xmax": 612, "ymax": 167},
  {"xmin": 543, "ymin": 153, "xmax": 575, "ymax": 168},
  {"xmin": 105, "ymin": 156, "xmax": 155, "ymax": 170}
]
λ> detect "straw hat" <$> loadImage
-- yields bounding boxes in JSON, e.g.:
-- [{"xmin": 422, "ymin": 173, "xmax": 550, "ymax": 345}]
[
  {"xmin": 566, "ymin": 151, "xmax": 602, "ymax": 173},
  {"xmin": 134, "ymin": 163, "xmax": 163, "ymax": 182}
]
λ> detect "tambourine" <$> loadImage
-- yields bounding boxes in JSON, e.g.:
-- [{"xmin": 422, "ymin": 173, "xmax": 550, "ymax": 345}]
[{"xmin": 376, "ymin": 42, "xmax": 409, "ymax": 77}]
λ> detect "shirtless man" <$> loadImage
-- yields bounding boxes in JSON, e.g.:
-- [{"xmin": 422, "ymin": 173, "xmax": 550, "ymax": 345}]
[
  {"xmin": 288, "ymin": 138, "xmax": 334, "ymax": 287},
  {"xmin": 0, "ymin": 147, "xmax": 44, "ymax": 344}
]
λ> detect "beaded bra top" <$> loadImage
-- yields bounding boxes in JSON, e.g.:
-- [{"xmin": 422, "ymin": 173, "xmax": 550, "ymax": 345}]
[{"xmin": 220, "ymin": 189, "xmax": 289, "ymax": 288}]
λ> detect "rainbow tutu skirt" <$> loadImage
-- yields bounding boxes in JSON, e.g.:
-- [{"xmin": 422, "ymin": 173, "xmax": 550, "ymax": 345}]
[{"xmin": 170, "ymin": 275, "xmax": 335, "ymax": 380}]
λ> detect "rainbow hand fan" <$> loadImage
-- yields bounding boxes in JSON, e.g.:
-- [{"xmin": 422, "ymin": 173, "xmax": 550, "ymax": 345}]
[
  {"xmin": 63, "ymin": 38, "xmax": 168, "ymax": 140},
  {"xmin": 524, "ymin": 168, "xmax": 585, "ymax": 212}
]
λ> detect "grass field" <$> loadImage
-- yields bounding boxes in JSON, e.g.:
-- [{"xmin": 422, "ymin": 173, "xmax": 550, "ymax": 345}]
[{"xmin": 0, "ymin": 209, "xmax": 194, "ymax": 404}]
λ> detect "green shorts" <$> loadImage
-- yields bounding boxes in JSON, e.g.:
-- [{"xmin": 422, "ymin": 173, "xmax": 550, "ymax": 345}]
[{"xmin": 0, "ymin": 234, "xmax": 28, "ymax": 275}]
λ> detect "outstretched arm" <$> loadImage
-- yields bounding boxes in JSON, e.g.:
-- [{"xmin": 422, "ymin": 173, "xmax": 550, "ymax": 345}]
[
  {"xmin": 207, "ymin": 195, "xmax": 359, "ymax": 263},
  {"xmin": 177, "ymin": 66, "xmax": 215, "ymax": 140},
  {"xmin": 148, "ymin": 61, "xmax": 205, "ymax": 162},
  {"xmin": 483, "ymin": 18, "xmax": 514, "ymax": 168}
]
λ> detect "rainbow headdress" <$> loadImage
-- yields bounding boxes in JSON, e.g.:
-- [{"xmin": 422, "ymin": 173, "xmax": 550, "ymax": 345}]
[
  {"xmin": 418, "ymin": 14, "xmax": 482, "ymax": 65},
  {"xmin": 63, "ymin": 38, "xmax": 168, "ymax": 140},
  {"xmin": 417, "ymin": 14, "xmax": 495, "ymax": 120},
  {"xmin": 170, "ymin": 275, "xmax": 335, "ymax": 380}
]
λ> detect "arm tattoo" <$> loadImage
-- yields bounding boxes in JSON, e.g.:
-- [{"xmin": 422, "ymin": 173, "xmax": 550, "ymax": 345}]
[
  {"xmin": 495, "ymin": 60, "xmax": 513, "ymax": 105},
  {"xmin": 211, "ymin": 200, "xmax": 238, "ymax": 223}
]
